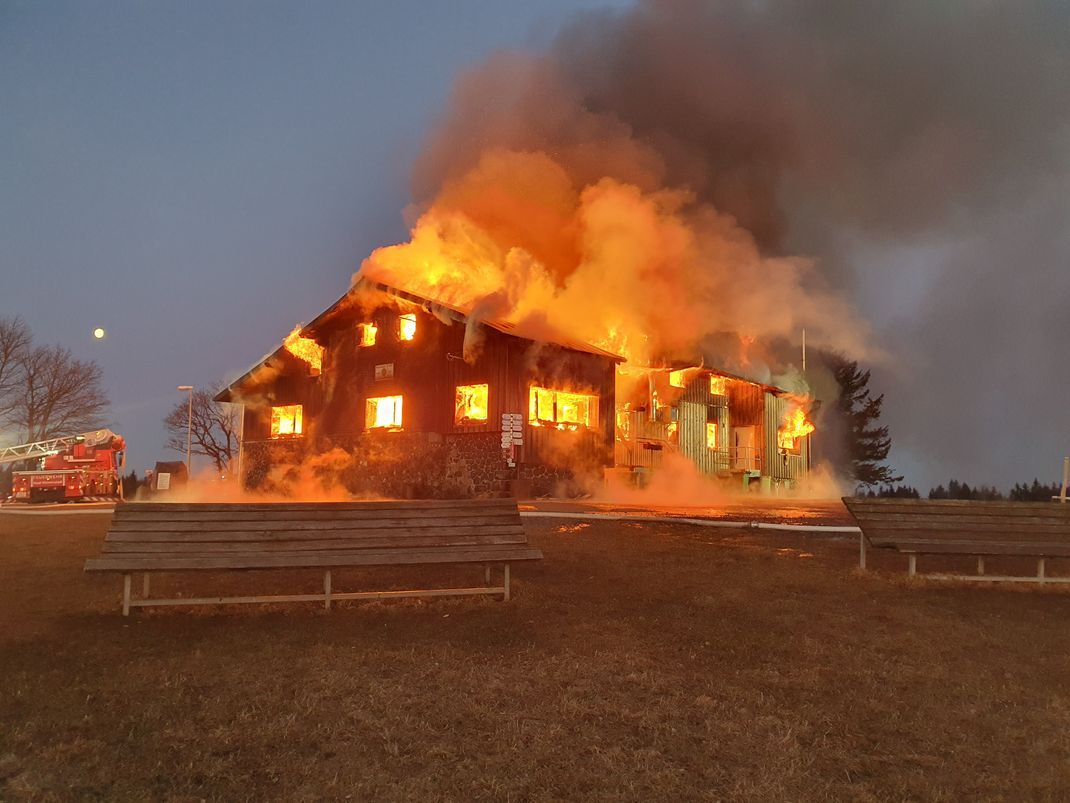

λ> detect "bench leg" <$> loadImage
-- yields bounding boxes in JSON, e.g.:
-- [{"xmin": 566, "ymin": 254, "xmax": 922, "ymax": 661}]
[
  {"xmin": 503, "ymin": 564, "xmax": 510, "ymax": 602},
  {"xmin": 859, "ymin": 531, "xmax": 867, "ymax": 570},
  {"xmin": 977, "ymin": 557, "xmax": 985, "ymax": 576},
  {"xmin": 1038, "ymin": 559, "xmax": 1046, "ymax": 584},
  {"xmin": 908, "ymin": 554, "xmax": 917, "ymax": 578},
  {"xmin": 142, "ymin": 573, "xmax": 151, "ymax": 598},
  {"xmin": 324, "ymin": 570, "xmax": 332, "ymax": 611},
  {"xmin": 122, "ymin": 574, "xmax": 131, "ymax": 617}
]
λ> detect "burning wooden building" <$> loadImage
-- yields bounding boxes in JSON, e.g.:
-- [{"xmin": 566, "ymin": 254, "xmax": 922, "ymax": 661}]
[
  {"xmin": 613, "ymin": 365, "xmax": 814, "ymax": 493},
  {"xmin": 217, "ymin": 276, "xmax": 621, "ymax": 497},
  {"xmin": 220, "ymin": 274, "xmax": 815, "ymax": 497}
]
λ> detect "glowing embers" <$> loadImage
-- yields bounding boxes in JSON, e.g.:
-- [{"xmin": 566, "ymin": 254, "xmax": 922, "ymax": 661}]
[
  {"xmin": 270, "ymin": 404, "xmax": 303, "ymax": 438},
  {"xmin": 710, "ymin": 375, "xmax": 727, "ymax": 396},
  {"xmin": 528, "ymin": 386, "xmax": 597, "ymax": 430},
  {"xmin": 398, "ymin": 313, "xmax": 416, "ymax": 341},
  {"xmin": 778, "ymin": 406, "xmax": 815, "ymax": 451},
  {"xmin": 706, "ymin": 422, "xmax": 717, "ymax": 449},
  {"xmin": 359, "ymin": 322, "xmax": 377, "ymax": 347},
  {"xmin": 366, "ymin": 395, "xmax": 403, "ymax": 431},
  {"xmin": 455, "ymin": 383, "xmax": 489, "ymax": 425},
  {"xmin": 283, "ymin": 325, "xmax": 325, "ymax": 374}
]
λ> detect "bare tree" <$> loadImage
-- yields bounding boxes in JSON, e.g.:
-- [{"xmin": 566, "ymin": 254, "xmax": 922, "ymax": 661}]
[
  {"xmin": 0, "ymin": 317, "xmax": 31, "ymax": 422},
  {"xmin": 10, "ymin": 344, "xmax": 110, "ymax": 441},
  {"xmin": 164, "ymin": 386, "xmax": 240, "ymax": 472}
]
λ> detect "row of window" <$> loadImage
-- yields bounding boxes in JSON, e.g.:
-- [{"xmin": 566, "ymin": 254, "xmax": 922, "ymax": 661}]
[
  {"xmin": 668, "ymin": 370, "xmax": 728, "ymax": 396},
  {"xmin": 268, "ymin": 384, "xmax": 598, "ymax": 438},
  {"xmin": 357, "ymin": 313, "xmax": 416, "ymax": 347}
]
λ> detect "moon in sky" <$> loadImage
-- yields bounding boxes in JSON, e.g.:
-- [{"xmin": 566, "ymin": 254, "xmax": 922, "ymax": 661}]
[{"xmin": 93, "ymin": 327, "xmax": 106, "ymax": 339}]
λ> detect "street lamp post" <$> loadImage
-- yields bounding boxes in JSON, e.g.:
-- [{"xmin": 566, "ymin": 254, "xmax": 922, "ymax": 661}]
[{"xmin": 177, "ymin": 385, "xmax": 193, "ymax": 477}]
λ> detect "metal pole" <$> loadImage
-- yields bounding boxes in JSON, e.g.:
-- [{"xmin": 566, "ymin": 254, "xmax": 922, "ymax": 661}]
[
  {"xmin": 235, "ymin": 403, "xmax": 245, "ymax": 485},
  {"xmin": 186, "ymin": 389, "xmax": 193, "ymax": 476},
  {"xmin": 1061, "ymin": 457, "xmax": 1069, "ymax": 503},
  {"xmin": 177, "ymin": 386, "xmax": 194, "ymax": 478}
]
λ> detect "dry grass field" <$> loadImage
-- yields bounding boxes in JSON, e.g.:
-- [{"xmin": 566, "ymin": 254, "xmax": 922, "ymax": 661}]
[{"xmin": 3, "ymin": 509, "xmax": 1070, "ymax": 801}]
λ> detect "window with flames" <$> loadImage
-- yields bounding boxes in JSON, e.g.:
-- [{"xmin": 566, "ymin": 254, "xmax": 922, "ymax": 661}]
[
  {"xmin": 455, "ymin": 384, "xmax": 489, "ymax": 425},
  {"xmin": 398, "ymin": 313, "xmax": 416, "ymax": 342},
  {"xmin": 270, "ymin": 404, "xmax": 303, "ymax": 438},
  {"xmin": 366, "ymin": 395, "xmax": 403, "ymax": 431},
  {"xmin": 710, "ymin": 375, "xmax": 727, "ymax": 396},
  {"xmin": 528, "ymin": 386, "xmax": 598, "ymax": 430},
  {"xmin": 359, "ymin": 322, "xmax": 377, "ymax": 347},
  {"xmin": 706, "ymin": 422, "xmax": 717, "ymax": 450},
  {"xmin": 778, "ymin": 408, "xmax": 815, "ymax": 452}
]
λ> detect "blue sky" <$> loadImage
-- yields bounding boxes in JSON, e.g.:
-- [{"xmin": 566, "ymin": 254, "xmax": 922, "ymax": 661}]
[{"xmin": 0, "ymin": 0, "xmax": 626, "ymax": 475}]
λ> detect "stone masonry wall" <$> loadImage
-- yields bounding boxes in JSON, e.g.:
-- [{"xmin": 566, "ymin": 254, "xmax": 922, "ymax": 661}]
[{"xmin": 243, "ymin": 432, "xmax": 514, "ymax": 499}]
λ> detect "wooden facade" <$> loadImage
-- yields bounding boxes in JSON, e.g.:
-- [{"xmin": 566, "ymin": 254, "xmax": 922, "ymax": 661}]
[
  {"xmin": 219, "ymin": 280, "xmax": 620, "ymax": 480},
  {"xmin": 613, "ymin": 367, "xmax": 812, "ymax": 488}
]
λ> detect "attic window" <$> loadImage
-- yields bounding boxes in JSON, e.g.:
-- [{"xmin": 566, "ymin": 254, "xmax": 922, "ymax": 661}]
[
  {"xmin": 710, "ymin": 376, "xmax": 727, "ymax": 396},
  {"xmin": 270, "ymin": 405, "xmax": 303, "ymax": 438},
  {"xmin": 528, "ymin": 386, "xmax": 597, "ymax": 430},
  {"xmin": 398, "ymin": 313, "xmax": 416, "ymax": 341},
  {"xmin": 669, "ymin": 370, "xmax": 686, "ymax": 388},
  {"xmin": 455, "ymin": 384, "xmax": 489, "ymax": 424},
  {"xmin": 366, "ymin": 395, "xmax": 403, "ymax": 431},
  {"xmin": 359, "ymin": 323, "xmax": 377, "ymax": 347}
]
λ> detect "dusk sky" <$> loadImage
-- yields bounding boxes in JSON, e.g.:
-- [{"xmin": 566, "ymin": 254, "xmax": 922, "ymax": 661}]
[
  {"xmin": 1, "ymin": 0, "xmax": 626, "ymax": 474},
  {"xmin": 3, "ymin": 1, "xmax": 1068, "ymax": 490}
]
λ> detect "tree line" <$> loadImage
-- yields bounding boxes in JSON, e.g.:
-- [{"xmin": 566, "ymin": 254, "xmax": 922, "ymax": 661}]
[{"xmin": 860, "ymin": 479, "xmax": 1065, "ymax": 502}]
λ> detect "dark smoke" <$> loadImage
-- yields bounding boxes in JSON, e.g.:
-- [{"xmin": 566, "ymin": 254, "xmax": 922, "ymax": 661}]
[{"xmin": 407, "ymin": 0, "xmax": 1070, "ymax": 488}]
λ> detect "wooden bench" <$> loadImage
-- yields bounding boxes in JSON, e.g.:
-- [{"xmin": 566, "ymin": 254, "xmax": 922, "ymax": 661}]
[
  {"xmin": 85, "ymin": 499, "xmax": 542, "ymax": 615},
  {"xmin": 843, "ymin": 497, "xmax": 1070, "ymax": 583}
]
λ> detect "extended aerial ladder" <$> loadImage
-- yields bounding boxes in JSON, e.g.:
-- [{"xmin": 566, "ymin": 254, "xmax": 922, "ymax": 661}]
[{"xmin": 0, "ymin": 430, "xmax": 122, "ymax": 466}]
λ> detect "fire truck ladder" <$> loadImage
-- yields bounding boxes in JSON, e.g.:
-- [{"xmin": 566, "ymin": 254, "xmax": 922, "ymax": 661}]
[{"xmin": 0, "ymin": 429, "xmax": 122, "ymax": 466}]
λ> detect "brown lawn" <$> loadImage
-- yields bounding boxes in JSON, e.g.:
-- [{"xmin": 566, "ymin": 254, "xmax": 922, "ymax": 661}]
[{"xmin": 2, "ymin": 510, "xmax": 1070, "ymax": 801}]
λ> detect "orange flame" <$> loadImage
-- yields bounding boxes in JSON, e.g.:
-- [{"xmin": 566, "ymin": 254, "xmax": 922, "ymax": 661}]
[
  {"xmin": 283, "ymin": 325, "xmax": 325, "ymax": 373},
  {"xmin": 778, "ymin": 406, "xmax": 815, "ymax": 450},
  {"xmin": 455, "ymin": 384, "xmax": 489, "ymax": 424}
]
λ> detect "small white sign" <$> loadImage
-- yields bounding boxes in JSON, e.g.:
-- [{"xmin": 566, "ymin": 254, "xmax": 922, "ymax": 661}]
[
  {"xmin": 374, "ymin": 363, "xmax": 394, "ymax": 381},
  {"xmin": 156, "ymin": 472, "xmax": 171, "ymax": 491}
]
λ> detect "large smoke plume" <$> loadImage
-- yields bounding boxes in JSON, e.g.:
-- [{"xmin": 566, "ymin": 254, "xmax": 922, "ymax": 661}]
[{"xmin": 359, "ymin": 0, "xmax": 1070, "ymax": 487}]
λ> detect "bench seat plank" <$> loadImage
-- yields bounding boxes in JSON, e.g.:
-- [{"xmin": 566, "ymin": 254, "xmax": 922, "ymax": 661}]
[
  {"xmin": 103, "ymin": 534, "xmax": 529, "ymax": 553},
  {"xmin": 86, "ymin": 545, "xmax": 543, "ymax": 572},
  {"xmin": 106, "ymin": 515, "xmax": 522, "ymax": 533}
]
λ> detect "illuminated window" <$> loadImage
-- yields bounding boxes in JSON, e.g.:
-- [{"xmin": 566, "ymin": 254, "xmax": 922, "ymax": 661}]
[
  {"xmin": 455, "ymin": 384, "xmax": 489, "ymax": 424},
  {"xmin": 359, "ymin": 323, "xmax": 377, "ymax": 347},
  {"xmin": 778, "ymin": 408, "xmax": 814, "ymax": 452},
  {"xmin": 669, "ymin": 370, "xmax": 686, "ymax": 388},
  {"xmin": 366, "ymin": 395, "xmax": 403, "ymax": 430},
  {"xmin": 528, "ymin": 386, "xmax": 597, "ymax": 429},
  {"xmin": 398, "ymin": 313, "xmax": 416, "ymax": 341},
  {"xmin": 710, "ymin": 376, "xmax": 727, "ymax": 396},
  {"xmin": 270, "ymin": 405, "xmax": 303, "ymax": 438},
  {"xmin": 706, "ymin": 422, "xmax": 717, "ymax": 449}
]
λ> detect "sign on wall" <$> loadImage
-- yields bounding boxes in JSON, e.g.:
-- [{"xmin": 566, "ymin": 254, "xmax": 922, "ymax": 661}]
[
  {"xmin": 374, "ymin": 363, "xmax": 394, "ymax": 381},
  {"xmin": 501, "ymin": 412, "xmax": 523, "ymax": 468}
]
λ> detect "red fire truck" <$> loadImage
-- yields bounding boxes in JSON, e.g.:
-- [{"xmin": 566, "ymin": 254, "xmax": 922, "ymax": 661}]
[{"xmin": 3, "ymin": 429, "xmax": 126, "ymax": 503}]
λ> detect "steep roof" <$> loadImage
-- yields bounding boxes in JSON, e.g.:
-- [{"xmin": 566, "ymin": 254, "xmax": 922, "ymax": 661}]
[{"xmin": 215, "ymin": 274, "xmax": 624, "ymax": 402}]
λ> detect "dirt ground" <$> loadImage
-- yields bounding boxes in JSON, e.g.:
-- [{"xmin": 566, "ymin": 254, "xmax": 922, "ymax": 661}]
[{"xmin": 3, "ymin": 510, "xmax": 1070, "ymax": 801}]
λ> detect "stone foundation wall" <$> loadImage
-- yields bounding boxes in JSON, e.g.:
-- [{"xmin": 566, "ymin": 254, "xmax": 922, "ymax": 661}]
[{"xmin": 242, "ymin": 432, "xmax": 515, "ymax": 499}]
